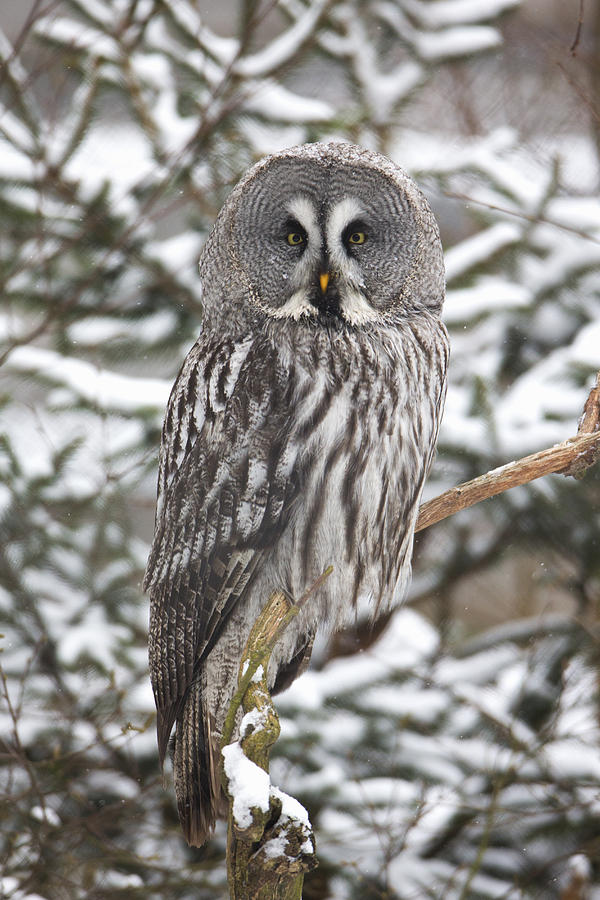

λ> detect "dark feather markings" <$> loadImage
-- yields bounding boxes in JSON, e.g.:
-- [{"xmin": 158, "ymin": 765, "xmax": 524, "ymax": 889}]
[
  {"xmin": 146, "ymin": 338, "xmax": 303, "ymax": 772},
  {"xmin": 145, "ymin": 316, "xmax": 449, "ymax": 846}
]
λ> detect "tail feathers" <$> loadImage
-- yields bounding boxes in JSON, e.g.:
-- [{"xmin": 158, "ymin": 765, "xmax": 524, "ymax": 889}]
[{"xmin": 173, "ymin": 678, "xmax": 224, "ymax": 847}]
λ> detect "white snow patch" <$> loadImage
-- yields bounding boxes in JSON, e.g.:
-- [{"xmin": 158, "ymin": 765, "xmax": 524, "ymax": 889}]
[
  {"xmin": 34, "ymin": 16, "xmax": 118, "ymax": 60},
  {"xmin": 222, "ymin": 742, "xmax": 270, "ymax": 830},
  {"xmin": 445, "ymin": 222, "xmax": 522, "ymax": 282},
  {"xmin": 358, "ymin": 684, "xmax": 447, "ymax": 724},
  {"xmin": 59, "ymin": 606, "xmax": 130, "ymax": 668},
  {"xmin": 243, "ymin": 80, "xmax": 333, "ymax": 123},
  {"xmin": 445, "ymin": 278, "xmax": 531, "ymax": 324},
  {"xmin": 146, "ymin": 232, "xmax": 204, "ymax": 275},
  {"xmin": 544, "ymin": 739, "xmax": 600, "ymax": 781},
  {"xmin": 240, "ymin": 706, "xmax": 267, "ymax": 739},
  {"xmin": 233, "ymin": 0, "xmax": 330, "ymax": 78},
  {"xmin": 569, "ymin": 320, "xmax": 600, "ymax": 368},
  {"xmin": 65, "ymin": 121, "xmax": 156, "ymax": 204},
  {"xmin": 68, "ymin": 309, "xmax": 178, "ymax": 346},
  {"xmin": 405, "ymin": 0, "xmax": 521, "ymax": 28},
  {"xmin": 31, "ymin": 805, "xmax": 61, "ymax": 827},
  {"xmin": 271, "ymin": 785, "xmax": 310, "ymax": 827},
  {"xmin": 5, "ymin": 345, "xmax": 170, "ymax": 414},
  {"xmin": 415, "ymin": 26, "xmax": 501, "ymax": 60},
  {"xmin": 566, "ymin": 854, "xmax": 592, "ymax": 879}
]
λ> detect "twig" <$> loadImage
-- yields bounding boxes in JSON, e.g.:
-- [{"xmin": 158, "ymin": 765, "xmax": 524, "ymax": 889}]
[
  {"xmin": 416, "ymin": 371, "xmax": 600, "ymax": 533},
  {"xmin": 570, "ymin": 0, "xmax": 585, "ymax": 55},
  {"xmin": 443, "ymin": 191, "xmax": 600, "ymax": 245}
]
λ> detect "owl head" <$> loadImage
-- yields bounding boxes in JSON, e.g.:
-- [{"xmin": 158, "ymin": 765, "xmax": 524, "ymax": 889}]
[{"xmin": 199, "ymin": 142, "xmax": 445, "ymax": 332}]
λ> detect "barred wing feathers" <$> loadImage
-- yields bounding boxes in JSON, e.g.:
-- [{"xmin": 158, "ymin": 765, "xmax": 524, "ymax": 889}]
[{"xmin": 144, "ymin": 334, "xmax": 301, "ymax": 764}]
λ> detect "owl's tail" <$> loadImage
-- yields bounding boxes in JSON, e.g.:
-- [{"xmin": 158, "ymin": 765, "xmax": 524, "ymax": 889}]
[{"xmin": 173, "ymin": 678, "xmax": 224, "ymax": 847}]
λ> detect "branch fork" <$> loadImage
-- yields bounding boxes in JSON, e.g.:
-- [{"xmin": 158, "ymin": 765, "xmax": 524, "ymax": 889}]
[{"xmin": 221, "ymin": 587, "xmax": 322, "ymax": 899}]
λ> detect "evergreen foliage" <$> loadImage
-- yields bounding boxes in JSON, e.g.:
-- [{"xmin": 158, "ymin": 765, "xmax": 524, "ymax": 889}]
[{"xmin": 1, "ymin": 2, "xmax": 599, "ymax": 897}]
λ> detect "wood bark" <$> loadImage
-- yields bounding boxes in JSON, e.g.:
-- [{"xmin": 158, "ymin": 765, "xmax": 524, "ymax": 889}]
[
  {"xmin": 222, "ymin": 588, "xmax": 322, "ymax": 900},
  {"xmin": 416, "ymin": 371, "xmax": 600, "ymax": 533}
]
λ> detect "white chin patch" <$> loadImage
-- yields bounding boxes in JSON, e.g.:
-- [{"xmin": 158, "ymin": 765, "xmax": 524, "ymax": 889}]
[
  {"xmin": 270, "ymin": 289, "xmax": 316, "ymax": 321},
  {"xmin": 341, "ymin": 290, "xmax": 378, "ymax": 325}
]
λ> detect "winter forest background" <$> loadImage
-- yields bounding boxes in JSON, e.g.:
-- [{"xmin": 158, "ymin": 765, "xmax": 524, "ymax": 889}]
[{"xmin": 1, "ymin": 1, "xmax": 599, "ymax": 898}]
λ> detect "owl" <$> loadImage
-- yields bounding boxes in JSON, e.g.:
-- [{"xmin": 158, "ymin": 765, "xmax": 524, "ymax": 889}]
[{"xmin": 144, "ymin": 141, "xmax": 449, "ymax": 847}]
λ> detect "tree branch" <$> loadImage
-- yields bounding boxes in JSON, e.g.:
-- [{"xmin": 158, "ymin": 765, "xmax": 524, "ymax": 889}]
[
  {"xmin": 416, "ymin": 371, "xmax": 600, "ymax": 533},
  {"xmin": 221, "ymin": 577, "xmax": 329, "ymax": 899}
]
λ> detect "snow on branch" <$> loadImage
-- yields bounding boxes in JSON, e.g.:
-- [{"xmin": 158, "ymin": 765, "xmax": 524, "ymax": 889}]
[
  {"xmin": 221, "ymin": 587, "xmax": 320, "ymax": 898},
  {"xmin": 3, "ymin": 344, "xmax": 170, "ymax": 415},
  {"xmin": 233, "ymin": 0, "xmax": 332, "ymax": 79},
  {"xmin": 413, "ymin": 26, "xmax": 502, "ymax": 60},
  {"xmin": 402, "ymin": 0, "xmax": 522, "ymax": 29}
]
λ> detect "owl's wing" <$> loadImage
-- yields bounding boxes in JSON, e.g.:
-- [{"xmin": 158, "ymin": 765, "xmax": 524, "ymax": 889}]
[{"xmin": 144, "ymin": 334, "xmax": 300, "ymax": 763}]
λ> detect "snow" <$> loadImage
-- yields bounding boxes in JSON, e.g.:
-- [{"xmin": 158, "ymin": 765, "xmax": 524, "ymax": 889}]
[
  {"xmin": 445, "ymin": 278, "xmax": 531, "ymax": 324},
  {"xmin": 339, "ymin": 12, "xmax": 423, "ymax": 123},
  {"xmin": 415, "ymin": 26, "xmax": 501, "ymax": 60},
  {"xmin": 221, "ymin": 741, "xmax": 270, "ymax": 830},
  {"xmin": 263, "ymin": 787, "xmax": 313, "ymax": 859},
  {"xmin": 435, "ymin": 644, "xmax": 519, "ymax": 688},
  {"xmin": 444, "ymin": 222, "xmax": 522, "ymax": 282},
  {"xmin": 64, "ymin": 121, "xmax": 156, "ymax": 203},
  {"xmin": 543, "ymin": 740, "xmax": 600, "ymax": 782},
  {"xmin": 336, "ymin": 777, "xmax": 417, "ymax": 808},
  {"xmin": 35, "ymin": 17, "xmax": 119, "ymax": 61},
  {"xmin": 272, "ymin": 785, "xmax": 311, "ymax": 827},
  {"xmin": 570, "ymin": 320, "xmax": 600, "ymax": 368},
  {"xmin": 58, "ymin": 606, "xmax": 131, "ymax": 668},
  {"xmin": 100, "ymin": 872, "xmax": 144, "ymax": 889},
  {"xmin": 68, "ymin": 309, "xmax": 180, "ymax": 347},
  {"xmin": 239, "ymin": 119, "xmax": 307, "ymax": 156},
  {"xmin": 243, "ymin": 80, "xmax": 334, "ymax": 123},
  {"xmin": 233, "ymin": 0, "xmax": 330, "ymax": 78},
  {"xmin": 4, "ymin": 345, "xmax": 170, "ymax": 414},
  {"xmin": 567, "ymin": 854, "xmax": 592, "ymax": 879},
  {"xmin": 403, "ymin": 0, "xmax": 521, "ymax": 27},
  {"xmin": 30, "ymin": 805, "xmax": 61, "ymax": 827},
  {"xmin": 0, "ymin": 104, "xmax": 37, "ymax": 156},
  {"xmin": 374, "ymin": 607, "xmax": 440, "ymax": 661},
  {"xmin": 145, "ymin": 233, "xmax": 204, "ymax": 276},
  {"xmin": 4, "ymin": 1, "xmax": 600, "ymax": 894},
  {"xmin": 357, "ymin": 684, "xmax": 448, "ymax": 724}
]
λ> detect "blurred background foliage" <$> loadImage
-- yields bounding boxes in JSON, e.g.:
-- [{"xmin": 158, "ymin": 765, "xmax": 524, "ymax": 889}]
[{"xmin": 0, "ymin": 1, "xmax": 599, "ymax": 897}]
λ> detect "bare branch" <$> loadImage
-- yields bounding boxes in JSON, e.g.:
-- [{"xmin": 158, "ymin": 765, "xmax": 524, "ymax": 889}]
[
  {"xmin": 570, "ymin": 0, "xmax": 585, "ymax": 55},
  {"xmin": 416, "ymin": 372, "xmax": 600, "ymax": 533}
]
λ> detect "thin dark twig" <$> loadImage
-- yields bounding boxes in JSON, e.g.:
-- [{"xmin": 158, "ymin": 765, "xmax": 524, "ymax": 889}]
[
  {"xmin": 556, "ymin": 61, "xmax": 600, "ymax": 125},
  {"xmin": 444, "ymin": 191, "xmax": 600, "ymax": 245},
  {"xmin": 570, "ymin": 0, "xmax": 585, "ymax": 55}
]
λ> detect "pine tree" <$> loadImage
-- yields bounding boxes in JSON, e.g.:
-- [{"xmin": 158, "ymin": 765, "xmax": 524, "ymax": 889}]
[{"xmin": 1, "ymin": 2, "xmax": 598, "ymax": 898}]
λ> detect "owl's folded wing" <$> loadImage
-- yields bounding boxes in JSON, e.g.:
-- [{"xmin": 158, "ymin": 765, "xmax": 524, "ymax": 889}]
[{"xmin": 143, "ymin": 335, "xmax": 300, "ymax": 764}]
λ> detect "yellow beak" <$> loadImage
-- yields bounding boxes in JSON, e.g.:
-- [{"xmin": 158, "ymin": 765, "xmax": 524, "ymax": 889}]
[{"xmin": 319, "ymin": 272, "xmax": 330, "ymax": 294}]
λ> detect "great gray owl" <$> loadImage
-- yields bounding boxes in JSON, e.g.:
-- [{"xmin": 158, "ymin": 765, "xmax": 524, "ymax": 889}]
[{"xmin": 144, "ymin": 141, "xmax": 449, "ymax": 846}]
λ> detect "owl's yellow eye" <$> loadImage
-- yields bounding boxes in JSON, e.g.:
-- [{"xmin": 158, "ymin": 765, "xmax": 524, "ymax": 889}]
[
  {"xmin": 287, "ymin": 232, "xmax": 305, "ymax": 245},
  {"xmin": 347, "ymin": 231, "xmax": 366, "ymax": 245}
]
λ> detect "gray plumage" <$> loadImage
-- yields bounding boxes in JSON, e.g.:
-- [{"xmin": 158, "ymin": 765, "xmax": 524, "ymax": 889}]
[{"xmin": 144, "ymin": 141, "xmax": 449, "ymax": 846}]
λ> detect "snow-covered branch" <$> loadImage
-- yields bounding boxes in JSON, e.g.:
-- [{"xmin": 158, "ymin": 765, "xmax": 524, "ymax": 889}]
[{"xmin": 222, "ymin": 589, "xmax": 316, "ymax": 898}]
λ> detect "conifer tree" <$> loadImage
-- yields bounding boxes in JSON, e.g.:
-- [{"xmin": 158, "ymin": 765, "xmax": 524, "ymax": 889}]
[{"xmin": 1, "ymin": 2, "xmax": 598, "ymax": 897}]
